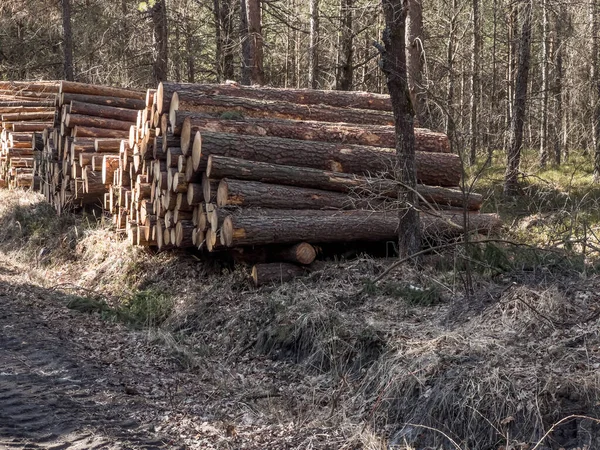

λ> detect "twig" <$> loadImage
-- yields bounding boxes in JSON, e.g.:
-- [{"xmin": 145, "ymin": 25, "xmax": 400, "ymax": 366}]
[
  {"xmin": 531, "ymin": 415, "xmax": 600, "ymax": 450},
  {"xmin": 369, "ymin": 238, "xmax": 565, "ymax": 286}
]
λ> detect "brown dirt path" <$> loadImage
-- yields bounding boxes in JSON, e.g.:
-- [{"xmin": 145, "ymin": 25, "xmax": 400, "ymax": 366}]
[{"xmin": 0, "ymin": 261, "xmax": 189, "ymax": 449}]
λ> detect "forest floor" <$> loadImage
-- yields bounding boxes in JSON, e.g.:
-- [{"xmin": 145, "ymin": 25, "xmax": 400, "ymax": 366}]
[{"xmin": 2, "ymin": 152, "xmax": 600, "ymax": 449}]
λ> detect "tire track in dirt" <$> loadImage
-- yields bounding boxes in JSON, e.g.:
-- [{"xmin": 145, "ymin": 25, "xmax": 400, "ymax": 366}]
[{"xmin": 0, "ymin": 262, "xmax": 185, "ymax": 449}]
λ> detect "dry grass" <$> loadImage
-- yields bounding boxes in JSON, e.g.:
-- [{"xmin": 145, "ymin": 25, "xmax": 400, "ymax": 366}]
[{"xmin": 2, "ymin": 188, "xmax": 600, "ymax": 448}]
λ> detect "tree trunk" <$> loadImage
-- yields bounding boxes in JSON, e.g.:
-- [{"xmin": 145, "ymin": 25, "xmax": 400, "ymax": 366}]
[
  {"xmin": 179, "ymin": 115, "xmax": 450, "ymax": 154},
  {"xmin": 150, "ymin": 0, "xmax": 169, "ymax": 84},
  {"xmin": 593, "ymin": 0, "xmax": 600, "ymax": 182},
  {"xmin": 504, "ymin": 0, "xmax": 532, "ymax": 195},
  {"xmin": 336, "ymin": 0, "xmax": 354, "ymax": 90},
  {"xmin": 308, "ymin": 0, "xmax": 320, "ymax": 89},
  {"xmin": 207, "ymin": 155, "xmax": 482, "ymax": 210},
  {"xmin": 221, "ymin": 209, "xmax": 501, "ymax": 247},
  {"xmin": 170, "ymin": 93, "xmax": 394, "ymax": 127},
  {"xmin": 241, "ymin": 0, "xmax": 264, "ymax": 85},
  {"xmin": 468, "ymin": 0, "xmax": 480, "ymax": 165},
  {"xmin": 406, "ymin": 0, "xmax": 429, "ymax": 128},
  {"xmin": 554, "ymin": 4, "xmax": 564, "ymax": 165},
  {"xmin": 214, "ymin": 0, "xmax": 236, "ymax": 81},
  {"xmin": 61, "ymin": 0, "xmax": 74, "ymax": 81},
  {"xmin": 192, "ymin": 131, "xmax": 461, "ymax": 186},
  {"xmin": 380, "ymin": 0, "xmax": 420, "ymax": 258},
  {"xmin": 539, "ymin": 0, "xmax": 549, "ymax": 168}
]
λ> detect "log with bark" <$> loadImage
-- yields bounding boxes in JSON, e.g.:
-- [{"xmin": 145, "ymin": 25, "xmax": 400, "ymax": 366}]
[
  {"xmin": 217, "ymin": 178, "xmax": 354, "ymax": 209},
  {"xmin": 157, "ymin": 82, "xmax": 392, "ymax": 114},
  {"xmin": 207, "ymin": 155, "xmax": 482, "ymax": 210},
  {"xmin": 169, "ymin": 93, "xmax": 394, "ymax": 127},
  {"xmin": 65, "ymin": 113, "xmax": 133, "ymax": 131},
  {"xmin": 179, "ymin": 116, "xmax": 449, "ymax": 155},
  {"xmin": 72, "ymin": 126, "xmax": 129, "ymax": 138},
  {"xmin": 69, "ymin": 101, "xmax": 139, "ymax": 123},
  {"xmin": 60, "ymin": 93, "xmax": 146, "ymax": 110},
  {"xmin": 60, "ymin": 81, "xmax": 145, "ymax": 101},
  {"xmin": 221, "ymin": 209, "xmax": 502, "ymax": 247},
  {"xmin": 192, "ymin": 132, "xmax": 460, "ymax": 187}
]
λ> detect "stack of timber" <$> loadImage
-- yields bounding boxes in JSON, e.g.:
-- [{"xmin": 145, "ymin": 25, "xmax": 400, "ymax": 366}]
[
  {"xmin": 146, "ymin": 82, "xmax": 499, "ymax": 285},
  {"xmin": 34, "ymin": 81, "xmax": 146, "ymax": 216},
  {"xmin": 0, "ymin": 81, "xmax": 59, "ymax": 189},
  {"xmin": 0, "ymin": 80, "xmax": 500, "ymax": 286}
]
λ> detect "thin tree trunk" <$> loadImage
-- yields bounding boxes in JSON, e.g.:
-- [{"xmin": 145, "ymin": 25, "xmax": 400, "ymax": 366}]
[
  {"xmin": 553, "ymin": 5, "xmax": 563, "ymax": 165},
  {"xmin": 539, "ymin": 0, "xmax": 549, "ymax": 168},
  {"xmin": 488, "ymin": 0, "xmax": 497, "ymax": 160},
  {"xmin": 593, "ymin": 0, "xmax": 600, "ymax": 181},
  {"xmin": 406, "ymin": 0, "xmax": 428, "ymax": 128},
  {"xmin": 379, "ymin": 0, "xmax": 420, "ymax": 258},
  {"xmin": 241, "ymin": 0, "xmax": 264, "ymax": 85},
  {"xmin": 468, "ymin": 0, "xmax": 480, "ymax": 165},
  {"xmin": 62, "ymin": 0, "xmax": 74, "ymax": 81},
  {"xmin": 308, "ymin": 0, "xmax": 320, "ymax": 89},
  {"xmin": 446, "ymin": 0, "xmax": 457, "ymax": 147},
  {"xmin": 504, "ymin": 0, "xmax": 532, "ymax": 195},
  {"xmin": 186, "ymin": 21, "xmax": 195, "ymax": 82},
  {"xmin": 336, "ymin": 0, "xmax": 354, "ymax": 91},
  {"xmin": 150, "ymin": 0, "xmax": 169, "ymax": 84}
]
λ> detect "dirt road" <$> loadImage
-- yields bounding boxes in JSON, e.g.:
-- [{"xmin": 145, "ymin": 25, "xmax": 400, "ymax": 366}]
[{"xmin": 0, "ymin": 262, "xmax": 189, "ymax": 449}]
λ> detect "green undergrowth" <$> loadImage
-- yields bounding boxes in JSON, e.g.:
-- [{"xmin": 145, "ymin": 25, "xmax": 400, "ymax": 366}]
[{"xmin": 66, "ymin": 287, "xmax": 174, "ymax": 329}]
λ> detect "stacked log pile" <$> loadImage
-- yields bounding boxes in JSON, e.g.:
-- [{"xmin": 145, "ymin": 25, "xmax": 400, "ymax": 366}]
[
  {"xmin": 0, "ymin": 81, "xmax": 59, "ymax": 189},
  {"xmin": 34, "ymin": 81, "xmax": 146, "ymax": 215},
  {"xmin": 144, "ymin": 82, "xmax": 499, "ymax": 284},
  {"xmin": 0, "ymin": 80, "xmax": 501, "ymax": 286}
]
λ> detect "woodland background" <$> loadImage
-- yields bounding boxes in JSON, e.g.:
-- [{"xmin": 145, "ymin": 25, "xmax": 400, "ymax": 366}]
[{"xmin": 0, "ymin": 0, "xmax": 594, "ymax": 170}]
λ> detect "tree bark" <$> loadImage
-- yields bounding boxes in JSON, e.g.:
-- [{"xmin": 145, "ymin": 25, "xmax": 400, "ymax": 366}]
[
  {"xmin": 61, "ymin": 0, "xmax": 74, "ymax": 81},
  {"xmin": 60, "ymin": 93, "xmax": 146, "ymax": 110},
  {"xmin": 72, "ymin": 126, "xmax": 130, "ymax": 138},
  {"xmin": 593, "ymin": 0, "xmax": 600, "ymax": 182},
  {"xmin": 170, "ymin": 93, "xmax": 394, "ymax": 127},
  {"xmin": 308, "ymin": 0, "xmax": 320, "ymax": 89},
  {"xmin": 157, "ymin": 82, "xmax": 393, "ymax": 114},
  {"xmin": 59, "ymin": 81, "xmax": 145, "ymax": 100},
  {"xmin": 539, "ymin": 0, "xmax": 549, "ymax": 168},
  {"xmin": 214, "ymin": 0, "xmax": 236, "ymax": 81},
  {"xmin": 504, "ymin": 0, "xmax": 532, "ymax": 195},
  {"xmin": 150, "ymin": 0, "xmax": 169, "ymax": 84},
  {"xmin": 336, "ymin": 0, "xmax": 354, "ymax": 90},
  {"xmin": 217, "ymin": 178, "xmax": 353, "ymax": 209},
  {"xmin": 192, "ymin": 132, "xmax": 461, "ymax": 186},
  {"xmin": 207, "ymin": 155, "xmax": 482, "ymax": 210},
  {"xmin": 406, "ymin": 0, "xmax": 429, "ymax": 128},
  {"xmin": 69, "ymin": 101, "xmax": 139, "ymax": 123},
  {"xmin": 65, "ymin": 114, "xmax": 132, "ymax": 131},
  {"xmin": 380, "ymin": 0, "xmax": 420, "ymax": 257},
  {"xmin": 468, "ymin": 0, "xmax": 480, "ymax": 165},
  {"xmin": 240, "ymin": 0, "xmax": 264, "ymax": 85},
  {"xmin": 179, "ymin": 115, "xmax": 450, "ymax": 155},
  {"xmin": 221, "ymin": 209, "xmax": 501, "ymax": 247}
]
